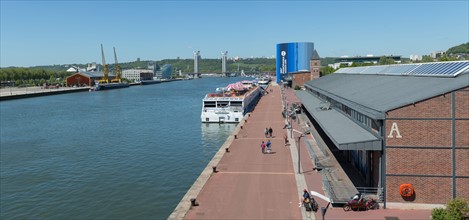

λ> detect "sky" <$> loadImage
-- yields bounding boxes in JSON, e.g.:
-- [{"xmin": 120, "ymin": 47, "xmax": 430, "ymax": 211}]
[{"xmin": 1, "ymin": 0, "xmax": 468, "ymax": 67}]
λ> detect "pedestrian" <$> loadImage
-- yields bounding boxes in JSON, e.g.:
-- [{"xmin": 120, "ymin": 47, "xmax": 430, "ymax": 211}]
[
  {"xmin": 261, "ymin": 141, "xmax": 266, "ymax": 154},
  {"xmin": 269, "ymin": 127, "xmax": 273, "ymax": 138},
  {"xmin": 264, "ymin": 127, "xmax": 268, "ymax": 137},
  {"xmin": 266, "ymin": 139, "xmax": 271, "ymax": 154}
]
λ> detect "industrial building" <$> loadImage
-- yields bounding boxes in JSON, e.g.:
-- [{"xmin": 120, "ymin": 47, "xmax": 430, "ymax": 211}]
[
  {"xmin": 122, "ymin": 69, "xmax": 153, "ymax": 82},
  {"xmin": 296, "ymin": 61, "xmax": 469, "ymax": 206},
  {"xmin": 66, "ymin": 72, "xmax": 116, "ymax": 87},
  {"xmin": 276, "ymin": 42, "xmax": 315, "ymax": 83}
]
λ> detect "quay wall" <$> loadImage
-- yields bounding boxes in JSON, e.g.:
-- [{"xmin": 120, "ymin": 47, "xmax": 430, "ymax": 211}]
[
  {"xmin": 168, "ymin": 116, "xmax": 248, "ymax": 220},
  {"xmin": 0, "ymin": 87, "xmax": 90, "ymax": 101},
  {"xmin": 0, "ymin": 80, "xmax": 180, "ymax": 101}
]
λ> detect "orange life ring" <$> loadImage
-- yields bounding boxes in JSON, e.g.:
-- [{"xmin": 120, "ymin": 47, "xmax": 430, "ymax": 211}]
[{"xmin": 399, "ymin": 183, "xmax": 414, "ymax": 197}]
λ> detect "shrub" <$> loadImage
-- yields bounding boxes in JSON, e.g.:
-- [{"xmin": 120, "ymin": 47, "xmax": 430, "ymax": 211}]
[{"xmin": 431, "ymin": 198, "xmax": 469, "ymax": 220}]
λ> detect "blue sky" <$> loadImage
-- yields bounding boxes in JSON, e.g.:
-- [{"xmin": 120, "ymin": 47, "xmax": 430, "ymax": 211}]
[{"xmin": 1, "ymin": 0, "xmax": 468, "ymax": 67}]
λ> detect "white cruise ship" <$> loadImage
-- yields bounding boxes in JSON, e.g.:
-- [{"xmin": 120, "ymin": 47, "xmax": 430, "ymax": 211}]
[{"xmin": 201, "ymin": 81, "xmax": 261, "ymax": 123}]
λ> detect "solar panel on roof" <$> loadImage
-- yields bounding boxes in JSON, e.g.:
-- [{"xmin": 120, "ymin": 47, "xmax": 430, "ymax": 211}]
[
  {"xmin": 409, "ymin": 61, "xmax": 469, "ymax": 76},
  {"xmin": 336, "ymin": 61, "xmax": 468, "ymax": 77}
]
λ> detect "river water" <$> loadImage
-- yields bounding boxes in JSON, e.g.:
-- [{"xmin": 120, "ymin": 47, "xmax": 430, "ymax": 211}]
[{"xmin": 0, "ymin": 77, "xmax": 248, "ymax": 219}]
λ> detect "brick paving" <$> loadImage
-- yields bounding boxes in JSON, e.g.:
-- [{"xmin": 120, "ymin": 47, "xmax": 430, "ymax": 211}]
[{"xmin": 183, "ymin": 83, "xmax": 302, "ymax": 219}]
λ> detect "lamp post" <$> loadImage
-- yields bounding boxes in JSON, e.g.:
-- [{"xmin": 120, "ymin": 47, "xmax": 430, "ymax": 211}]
[{"xmin": 292, "ymin": 129, "xmax": 304, "ymax": 174}]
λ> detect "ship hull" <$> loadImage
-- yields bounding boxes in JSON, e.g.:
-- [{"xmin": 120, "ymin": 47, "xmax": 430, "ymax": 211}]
[{"xmin": 201, "ymin": 86, "xmax": 261, "ymax": 123}]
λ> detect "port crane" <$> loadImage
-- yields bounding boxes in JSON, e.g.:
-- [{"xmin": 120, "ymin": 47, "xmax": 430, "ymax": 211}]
[
  {"xmin": 111, "ymin": 47, "xmax": 121, "ymax": 83},
  {"xmin": 99, "ymin": 44, "xmax": 109, "ymax": 83}
]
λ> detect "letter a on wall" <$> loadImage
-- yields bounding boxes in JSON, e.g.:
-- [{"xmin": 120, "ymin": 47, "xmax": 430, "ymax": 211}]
[{"xmin": 387, "ymin": 122, "xmax": 402, "ymax": 138}]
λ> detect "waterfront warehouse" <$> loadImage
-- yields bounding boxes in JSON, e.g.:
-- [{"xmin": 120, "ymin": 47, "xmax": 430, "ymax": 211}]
[{"xmin": 296, "ymin": 61, "xmax": 469, "ymax": 206}]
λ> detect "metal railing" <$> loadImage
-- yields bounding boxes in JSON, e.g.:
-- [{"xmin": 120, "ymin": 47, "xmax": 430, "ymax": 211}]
[{"xmin": 356, "ymin": 187, "xmax": 384, "ymax": 202}]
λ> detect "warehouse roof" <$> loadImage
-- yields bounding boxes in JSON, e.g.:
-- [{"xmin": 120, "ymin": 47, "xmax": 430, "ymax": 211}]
[
  {"xmin": 304, "ymin": 61, "xmax": 469, "ymax": 119},
  {"xmin": 297, "ymin": 90, "xmax": 382, "ymax": 151}
]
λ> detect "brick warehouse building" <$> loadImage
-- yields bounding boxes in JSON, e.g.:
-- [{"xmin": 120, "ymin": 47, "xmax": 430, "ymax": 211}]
[
  {"xmin": 296, "ymin": 61, "xmax": 469, "ymax": 207},
  {"xmin": 66, "ymin": 72, "xmax": 116, "ymax": 87},
  {"xmin": 291, "ymin": 50, "xmax": 321, "ymax": 88}
]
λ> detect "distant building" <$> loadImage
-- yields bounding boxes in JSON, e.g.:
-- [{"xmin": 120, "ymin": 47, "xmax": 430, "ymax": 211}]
[
  {"xmin": 194, "ymin": 51, "xmax": 201, "ymax": 73},
  {"xmin": 66, "ymin": 71, "xmax": 116, "ymax": 87},
  {"xmin": 122, "ymin": 69, "xmax": 153, "ymax": 82},
  {"xmin": 148, "ymin": 61, "xmax": 157, "ymax": 73},
  {"xmin": 291, "ymin": 49, "xmax": 321, "ymax": 88},
  {"xmin": 410, "ymin": 55, "xmax": 423, "ymax": 61},
  {"xmin": 86, "ymin": 62, "xmax": 97, "ymax": 71},
  {"xmin": 431, "ymin": 51, "xmax": 446, "ymax": 59},
  {"xmin": 332, "ymin": 55, "xmax": 401, "ymax": 69},
  {"xmin": 155, "ymin": 64, "xmax": 172, "ymax": 79},
  {"xmin": 276, "ymin": 42, "xmax": 315, "ymax": 83},
  {"xmin": 221, "ymin": 51, "xmax": 228, "ymax": 74}
]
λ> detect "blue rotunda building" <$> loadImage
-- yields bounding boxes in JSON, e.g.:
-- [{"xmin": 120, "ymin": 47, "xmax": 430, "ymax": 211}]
[{"xmin": 276, "ymin": 42, "xmax": 315, "ymax": 83}]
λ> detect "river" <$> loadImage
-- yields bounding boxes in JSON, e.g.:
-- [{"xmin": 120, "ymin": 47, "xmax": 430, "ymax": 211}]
[{"xmin": 0, "ymin": 77, "xmax": 248, "ymax": 219}]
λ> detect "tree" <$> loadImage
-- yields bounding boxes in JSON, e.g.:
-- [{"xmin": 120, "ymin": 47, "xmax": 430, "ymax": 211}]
[
  {"xmin": 379, "ymin": 56, "xmax": 396, "ymax": 65},
  {"xmin": 422, "ymin": 55, "xmax": 434, "ymax": 62},
  {"xmin": 320, "ymin": 66, "xmax": 336, "ymax": 76}
]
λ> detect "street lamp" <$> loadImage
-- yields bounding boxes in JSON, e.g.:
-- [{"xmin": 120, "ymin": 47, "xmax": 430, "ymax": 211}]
[{"xmin": 292, "ymin": 129, "xmax": 305, "ymax": 174}]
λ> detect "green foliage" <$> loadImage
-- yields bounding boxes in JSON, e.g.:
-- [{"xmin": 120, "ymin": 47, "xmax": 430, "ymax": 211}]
[
  {"xmin": 379, "ymin": 56, "xmax": 396, "ymax": 65},
  {"xmin": 438, "ymin": 55, "xmax": 459, "ymax": 62},
  {"xmin": 421, "ymin": 55, "xmax": 434, "ymax": 62},
  {"xmin": 0, "ymin": 68, "xmax": 69, "ymax": 85},
  {"xmin": 431, "ymin": 208, "xmax": 447, "ymax": 220},
  {"xmin": 320, "ymin": 66, "xmax": 336, "ymax": 76},
  {"xmin": 447, "ymin": 42, "xmax": 469, "ymax": 54},
  {"xmin": 320, "ymin": 57, "xmax": 337, "ymax": 66},
  {"xmin": 431, "ymin": 198, "xmax": 469, "ymax": 220},
  {"xmin": 294, "ymin": 85, "xmax": 301, "ymax": 90}
]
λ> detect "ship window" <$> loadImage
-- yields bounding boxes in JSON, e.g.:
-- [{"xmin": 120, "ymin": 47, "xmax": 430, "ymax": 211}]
[
  {"xmin": 217, "ymin": 101, "xmax": 229, "ymax": 107},
  {"xmin": 231, "ymin": 101, "xmax": 242, "ymax": 106},
  {"xmin": 235, "ymin": 118, "xmax": 239, "ymax": 122},
  {"xmin": 204, "ymin": 101, "xmax": 216, "ymax": 107},
  {"xmin": 205, "ymin": 118, "xmax": 209, "ymax": 122}
]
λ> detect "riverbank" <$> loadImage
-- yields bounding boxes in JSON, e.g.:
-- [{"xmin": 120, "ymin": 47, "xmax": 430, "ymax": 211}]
[
  {"xmin": 0, "ymin": 86, "xmax": 91, "ymax": 101},
  {"xmin": 0, "ymin": 79, "xmax": 186, "ymax": 101}
]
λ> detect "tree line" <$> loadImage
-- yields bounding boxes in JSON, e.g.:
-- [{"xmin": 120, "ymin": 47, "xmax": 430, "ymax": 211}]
[{"xmin": 0, "ymin": 68, "xmax": 69, "ymax": 87}]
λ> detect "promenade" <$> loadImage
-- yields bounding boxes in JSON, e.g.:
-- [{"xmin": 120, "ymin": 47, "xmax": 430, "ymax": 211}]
[{"xmin": 170, "ymin": 82, "xmax": 432, "ymax": 220}]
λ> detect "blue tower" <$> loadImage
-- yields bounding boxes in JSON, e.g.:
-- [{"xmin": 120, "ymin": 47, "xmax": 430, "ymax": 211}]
[{"xmin": 276, "ymin": 42, "xmax": 315, "ymax": 83}]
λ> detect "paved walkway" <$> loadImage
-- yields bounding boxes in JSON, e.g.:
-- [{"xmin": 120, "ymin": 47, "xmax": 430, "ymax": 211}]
[{"xmin": 182, "ymin": 83, "xmax": 304, "ymax": 219}]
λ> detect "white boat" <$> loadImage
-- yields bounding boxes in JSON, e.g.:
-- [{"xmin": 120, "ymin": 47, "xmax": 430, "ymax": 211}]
[
  {"xmin": 201, "ymin": 81, "xmax": 261, "ymax": 123},
  {"xmin": 258, "ymin": 77, "xmax": 270, "ymax": 86}
]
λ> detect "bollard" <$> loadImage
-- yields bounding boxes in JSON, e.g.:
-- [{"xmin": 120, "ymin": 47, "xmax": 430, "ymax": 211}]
[
  {"xmin": 245, "ymin": 119, "xmax": 247, "ymax": 123},
  {"xmin": 241, "ymin": 125, "xmax": 243, "ymax": 129},
  {"xmin": 225, "ymin": 148, "xmax": 230, "ymax": 153},
  {"xmin": 190, "ymin": 198, "xmax": 199, "ymax": 206},
  {"xmin": 212, "ymin": 166, "xmax": 217, "ymax": 173},
  {"xmin": 234, "ymin": 134, "xmax": 237, "ymax": 139},
  {"xmin": 249, "ymin": 113, "xmax": 250, "ymax": 117}
]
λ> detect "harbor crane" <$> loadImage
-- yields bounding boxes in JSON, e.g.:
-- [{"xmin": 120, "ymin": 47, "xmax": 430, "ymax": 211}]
[
  {"xmin": 99, "ymin": 44, "xmax": 109, "ymax": 83},
  {"xmin": 111, "ymin": 47, "xmax": 122, "ymax": 83}
]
